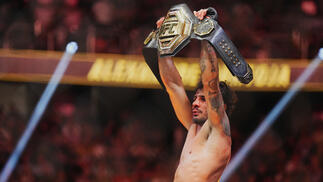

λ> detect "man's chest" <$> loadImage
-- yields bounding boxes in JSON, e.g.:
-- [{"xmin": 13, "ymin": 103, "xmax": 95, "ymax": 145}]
[
  {"xmin": 176, "ymin": 139, "xmax": 224, "ymax": 182},
  {"xmin": 179, "ymin": 123, "xmax": 231, "ymax": 165}
]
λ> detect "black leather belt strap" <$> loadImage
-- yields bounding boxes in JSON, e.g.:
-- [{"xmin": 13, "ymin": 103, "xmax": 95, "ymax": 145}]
[{"xmin": 143, "ymin": 4, "xmax": 253, "ymax": 89}]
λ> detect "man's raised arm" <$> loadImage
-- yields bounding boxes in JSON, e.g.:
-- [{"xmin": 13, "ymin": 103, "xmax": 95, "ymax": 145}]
[
  {"xmin": 158, "ymin": 57, "xmax": 192, "ymax": 130},
  {"xmin": 155, "ymin": 17, "xmax": 192, "ymax": 130},
  {"xmin": 200, "ymin": 40, "xmax": 231, "ymax": 137}
]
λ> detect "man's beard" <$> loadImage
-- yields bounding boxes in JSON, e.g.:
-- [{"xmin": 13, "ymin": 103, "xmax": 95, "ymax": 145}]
[{"xmin": 192, "ymin": 117, "xmax": 207, "ymax": 125}]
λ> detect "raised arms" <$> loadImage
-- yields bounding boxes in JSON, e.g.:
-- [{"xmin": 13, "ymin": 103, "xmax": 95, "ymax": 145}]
[{"xmin": 156, "ymin": 10, "xmax": 232, "ymax": 135}]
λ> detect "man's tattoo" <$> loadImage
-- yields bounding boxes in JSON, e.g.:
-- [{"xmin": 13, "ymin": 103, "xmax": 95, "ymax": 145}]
[
  {"xmin": 208, "ymin": 78, "xmax": 218, "ymax": 92},
  {"xmin": 209, "ymin": 94, "xmax": 221, "ymax": 111},
  {"xmin": 206, "ymin": 43, "xmax": 217, "ymax": 72},
  {"xmin": 204, "ymin": 43, "xmax": 230, "ymax": 137},
  {"xmin": 200, "ymin": 57, "xmax": 206, "ymax": 73},
  {"xmin": 210, "ymin": 59, "xmax": 216, "ymax": 73},
  {"xmin": 200, "ymin": 42, "xmax": 218, "ymax": 73},
  {"xmin": 208, "ymin": 78, "xmax": 221, "ymax": 110},
  {"xmin": 209, "ymin": 93, "xmax": 230, "ymax": 136},
  {"xmin": 222, "ymin": 118, "xmax": 231, "ymax": 136}
]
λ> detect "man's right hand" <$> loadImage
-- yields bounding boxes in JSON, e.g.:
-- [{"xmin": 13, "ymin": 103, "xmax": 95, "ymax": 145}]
[
  {"xmin": 156, "ymin": 17, "xmax": 165, "ymax": 28},
  {"xmin": 156, "ymin": 8, "xmax": 208, "ymax": 29}
]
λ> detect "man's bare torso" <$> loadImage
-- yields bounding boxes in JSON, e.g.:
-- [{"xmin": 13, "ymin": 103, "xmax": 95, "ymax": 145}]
[{"xmin": 174, "ymin": 122, "xmax": 231, "ymax": 182}]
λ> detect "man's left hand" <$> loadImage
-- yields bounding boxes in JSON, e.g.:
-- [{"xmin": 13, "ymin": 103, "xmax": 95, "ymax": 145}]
[{"xmin": 193, "ymin": 9, "xmax": 208, "ymax": 20}]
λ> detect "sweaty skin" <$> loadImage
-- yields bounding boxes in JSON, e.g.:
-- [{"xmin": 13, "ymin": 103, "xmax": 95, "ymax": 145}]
[{"xmin": 158, "ymin": 9, "xmax": 231, "ymax": 182}]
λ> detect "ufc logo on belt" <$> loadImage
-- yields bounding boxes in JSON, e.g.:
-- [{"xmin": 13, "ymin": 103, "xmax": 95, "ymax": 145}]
[{"xmin": 160, "ymin": 23, "xmax": 178, "ymax": 36}]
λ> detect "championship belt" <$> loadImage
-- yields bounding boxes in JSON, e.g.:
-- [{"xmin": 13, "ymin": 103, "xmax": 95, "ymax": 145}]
[{"xmin": 142, "ymin": 4, "xmax": 253, "ymax": 89}]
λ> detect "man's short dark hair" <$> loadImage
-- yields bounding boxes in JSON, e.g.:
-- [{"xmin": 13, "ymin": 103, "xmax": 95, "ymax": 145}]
[{"xmin": 195, "ymin": 81, "xmax": 238, "ymax": 116}]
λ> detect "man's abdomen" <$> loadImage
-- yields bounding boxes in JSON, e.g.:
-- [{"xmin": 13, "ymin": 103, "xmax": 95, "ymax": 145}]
[{"xmin": 174, "ymin": 152, "xmax": 224, "ymax": 182}]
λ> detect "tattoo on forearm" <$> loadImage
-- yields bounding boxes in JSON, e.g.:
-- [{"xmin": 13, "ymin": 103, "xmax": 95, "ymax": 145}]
[
  {"xmin": 206, "ymin": 43, "xmax": 217, "ymax": 73},
  {"xmin": 209, "ymin": 55, "xmax": 216, "ymax": 73},
  {"xmin": 208, "ymin": 78, "xmax": 219, "ymax": 92},
  {"xmin": 210, "ymin": 59, "xmax": 216, "ymax": 73},
  {"xmin": 200, "ymin": 44, "xmax": 210, "ymax": 74},
  {"xmin": 200, "ymin": 57, "xmax": 206, "ymax": 73}
]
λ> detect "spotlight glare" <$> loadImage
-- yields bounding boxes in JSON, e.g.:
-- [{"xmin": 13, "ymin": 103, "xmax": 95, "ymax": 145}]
[
  {"xmin": 319, "ymin": 48, "xmax": 323, "ymax": 60},
  {"xmin": 66, "ymin": 42, "xmax": 78, "ymax": 54}
]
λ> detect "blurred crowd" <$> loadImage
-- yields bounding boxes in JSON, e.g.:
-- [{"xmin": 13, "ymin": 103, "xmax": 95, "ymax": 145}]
[
  {"xmin": 0, "ymin": 86, "xmax": 322, "ymax": 182},
  {"xmin": 230, "ymin": 113, "xmax": 323, "ymax": 182},
  {"xmin": 0, "ymin": 0, "xmax": 322, "ymax": 58},
  {"xmin": 0, "ymin": 87, "xmax": 177, "ymax": 182}
]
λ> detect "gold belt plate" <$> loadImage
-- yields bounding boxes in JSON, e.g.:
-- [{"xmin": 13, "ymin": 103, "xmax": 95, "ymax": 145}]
[{"xmin": 157, "ymin": 6, "xmax": 193, "ymax": 55}]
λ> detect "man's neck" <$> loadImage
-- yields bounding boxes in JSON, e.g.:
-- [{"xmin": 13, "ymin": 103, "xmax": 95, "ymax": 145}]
[{"xmin": 192, "ymin": 123, "xmax": 203, "ymax": 135}]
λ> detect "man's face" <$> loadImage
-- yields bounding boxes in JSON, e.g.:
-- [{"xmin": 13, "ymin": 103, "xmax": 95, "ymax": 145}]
[{"xmin": 192, "ymin": 89, "xmax": 208, "ymax": 125}]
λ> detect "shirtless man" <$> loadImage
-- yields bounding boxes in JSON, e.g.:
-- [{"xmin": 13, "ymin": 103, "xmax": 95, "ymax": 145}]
[{"xmin": 157, "ymin": 9, "xmax": 237, "ymax": 182}]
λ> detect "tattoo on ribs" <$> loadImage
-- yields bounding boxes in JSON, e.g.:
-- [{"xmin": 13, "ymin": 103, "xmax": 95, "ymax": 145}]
[{"xmin": 222, "ymin": 118, "xmax": 231, "ymax": 136}]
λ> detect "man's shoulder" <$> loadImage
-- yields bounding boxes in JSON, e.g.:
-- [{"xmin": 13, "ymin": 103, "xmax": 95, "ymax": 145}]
[{"xmin": 201, "ymin": 119, "xmax": 232, "ymax": 140}]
